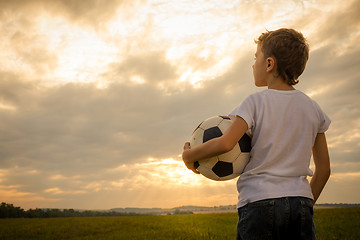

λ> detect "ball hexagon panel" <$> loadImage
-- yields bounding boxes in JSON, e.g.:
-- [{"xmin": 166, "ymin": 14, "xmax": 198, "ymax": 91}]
[
  {"xmin": 239, "ymin": 134, "xmax": 251, "ymax": 152},
  {"xmin": 212, "ymin": 161, "xmax": 233, "ymax": 177},
  {"xmin": 203, "ymin": 126, "xmax": 223, "ymax": 143}
]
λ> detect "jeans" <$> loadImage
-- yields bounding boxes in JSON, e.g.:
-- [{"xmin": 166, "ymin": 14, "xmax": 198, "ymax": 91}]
[{"xmin": 236, "ymin": 197, "xmax": 315, "ymax": 240}]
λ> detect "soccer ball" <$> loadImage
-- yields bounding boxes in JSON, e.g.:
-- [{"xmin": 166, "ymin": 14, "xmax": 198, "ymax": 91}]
[{"xmin": 189, "ymin": 115, "xmax": 251, "ymax": 181}]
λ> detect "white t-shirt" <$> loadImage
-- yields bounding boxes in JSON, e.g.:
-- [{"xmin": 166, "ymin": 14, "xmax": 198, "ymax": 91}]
[{"xmin": 230, "ymin": 89, "xmax": 331, "ymax": 208}]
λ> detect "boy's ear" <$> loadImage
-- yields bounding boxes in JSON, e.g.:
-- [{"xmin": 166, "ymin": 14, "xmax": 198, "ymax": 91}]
[{"xmin": 266, "ymin": 57, "xmax": 275, "ymax": 72}]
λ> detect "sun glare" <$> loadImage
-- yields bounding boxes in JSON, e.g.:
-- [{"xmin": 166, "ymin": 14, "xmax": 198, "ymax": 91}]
[
  {"xmin": 53, "ymin": 30, "xmax": 115, "ymax": 84},
  {"xmin": 18, "ymin": 0, "xmax": 255, "ymax": 89},
  {"xmin": 144, "ymin": 157, "xmax": 203, "ymax": 185},
  {"xmin": 35, "ymin": 15, "xmax": 117, "ymax": 86}
]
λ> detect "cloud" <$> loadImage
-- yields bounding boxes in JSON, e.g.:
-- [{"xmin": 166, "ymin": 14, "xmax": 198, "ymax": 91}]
[
  {"xmin": 0, "ymin": 0, "xmax": 133, "ymax": 28},
  {"xmin": 106, "ymin": 51, "xmax": 178, "ymax": 84},
  {"xmin": 0, "ymin": 156, "xmax": 238, "ymax": 209},
  {"xmin": 0, "ymin": 0, "xmax": 360, "ymax": 209},
  {"xmin": 10, "ymin": 31, "xmax": 58, "ymax": 76},
  {"xmin": 0, "ymin": 47, "xmax": 254, "ymax": 209},
  {"xmin": 0, "ymin": 77, "xmax": 199, "ymax": 171},
  {"xmin": 319, "ymin": 171, "xmax": 360, "ymax": 203},
  {"xmin": 311, "ymin": 0, "xmax": 360, "ymax": 45},
  {"xmin": 0, "ymin": 73, "xmax": 31, "ymax": 107},
  {"xmin": 285, "ymin": 0, "xmax": 360, "ymax": 160}
]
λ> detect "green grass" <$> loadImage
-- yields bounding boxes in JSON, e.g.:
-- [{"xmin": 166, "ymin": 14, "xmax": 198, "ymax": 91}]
[
  {"xmin": 314, "ymin": 207, "xmax": 360, "ymax": 240},
  {"xmin": 0, "ymin": 208, "xmax": 359, "ymax": 240},
  {"xmin": 0, "ymin": 213, "xmax": 237, "ymax": 240}
]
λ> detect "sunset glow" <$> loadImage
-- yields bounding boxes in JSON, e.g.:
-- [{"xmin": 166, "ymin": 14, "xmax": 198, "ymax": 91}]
[{"xmin": 0, "ymin": 0, "xmax": 359, "ymax": 210}]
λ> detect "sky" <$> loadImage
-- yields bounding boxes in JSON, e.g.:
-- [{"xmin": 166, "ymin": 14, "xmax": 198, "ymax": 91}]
[{"xmin": 0, "ymin": 0, "xmax": 359, "ymax": 210}]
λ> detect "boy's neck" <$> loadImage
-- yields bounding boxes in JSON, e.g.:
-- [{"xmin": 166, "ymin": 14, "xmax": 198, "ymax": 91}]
[{"xmin": 267, "ymin": 76, "xmax": 295, "ymax": 91}]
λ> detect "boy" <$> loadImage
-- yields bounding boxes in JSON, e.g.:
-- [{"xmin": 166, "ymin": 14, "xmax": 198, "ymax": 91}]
[{"xmin": 182, "ymin": 28, "xmax": 331, "ymax": 240}]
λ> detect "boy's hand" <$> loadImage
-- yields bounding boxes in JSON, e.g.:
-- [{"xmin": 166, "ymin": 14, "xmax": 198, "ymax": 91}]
[{"xmin": 182, "ymin": 142, "xmax": 200, "ymax": 174}]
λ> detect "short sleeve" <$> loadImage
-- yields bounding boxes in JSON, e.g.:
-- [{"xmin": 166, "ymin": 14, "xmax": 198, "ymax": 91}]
[
  {"xmin": 230, "ymin": 95, "xmax": 255, "ymax": 130},
  {"xmin": 318, "ymin": 110, "xmax": 331, "ymax": 133},
  {"xmin": 312, "ymin": 100, "xmax": 331, "ymax": 133}
]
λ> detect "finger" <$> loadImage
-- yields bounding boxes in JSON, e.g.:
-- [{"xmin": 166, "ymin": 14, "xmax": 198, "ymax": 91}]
[
  {"xmin": 188, "ymin": 164, "xmax": 200, "ymax": 174},
  {"xmin": 191, "ymin": 166, "xmax": 200, "ymax": 174},
  {"xmin": 183, "ymin": 142, "xmax": 191, "ymax": 150},
  {"xmin": 184, "ymin": 162, "xmax": 198, "ymax": 173}
]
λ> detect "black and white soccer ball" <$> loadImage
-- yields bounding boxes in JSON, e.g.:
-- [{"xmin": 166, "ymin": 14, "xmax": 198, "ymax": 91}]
[{"xmin": 190, "ymin": 115, "xmax": 251, "ymax": 181}]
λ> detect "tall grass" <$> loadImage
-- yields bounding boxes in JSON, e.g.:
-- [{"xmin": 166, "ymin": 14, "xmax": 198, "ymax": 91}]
[
  {"xmin": 0, "ymin": 208, "xmax": 359, "ymax": 239},
  {"xmin": 0, "ymin": 213, "xmax": 238, "ymax": 240},
  {"xmin": 315, "ymin": 207, "xmax": 360, "ymax": 240}
]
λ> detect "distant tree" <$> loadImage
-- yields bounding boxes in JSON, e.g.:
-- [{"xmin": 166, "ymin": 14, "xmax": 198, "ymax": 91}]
[
  {"xmin": 26, "ymin": 208, "xmax": 45, "ymax": 218},
  {"xmin": 0, "ymin": 202, "xmax": 25, "ymax": 218},
  {"xmin": 1, "ymin": 202, "xmax": 171, "ymax": 218},
  {"xmin": 174, "ymin": 208, "xmax": 193, "ymax": 215}
]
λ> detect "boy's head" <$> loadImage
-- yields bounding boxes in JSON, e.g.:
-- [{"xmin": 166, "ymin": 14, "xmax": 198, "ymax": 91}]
[{"xmin": 255, "ymin": 28, "xmax": 309, "ymax": 85}]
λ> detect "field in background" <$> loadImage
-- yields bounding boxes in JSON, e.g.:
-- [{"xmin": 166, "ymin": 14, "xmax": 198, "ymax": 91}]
[{"xmin": 1, "ymin": 207, "xmax": 359, "ymax": 240}]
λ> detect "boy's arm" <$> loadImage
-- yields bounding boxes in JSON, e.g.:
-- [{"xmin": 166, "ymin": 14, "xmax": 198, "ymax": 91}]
[
  {"xmin": 182, "ymin": 116, "xmax": 248, "ymax": 173},
  {"xmin": 310, "ymin": 132, "xmax": 331, "ymax": 205}
]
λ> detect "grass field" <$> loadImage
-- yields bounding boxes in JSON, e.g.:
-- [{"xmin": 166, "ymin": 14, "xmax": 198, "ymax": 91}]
[{"xmin": 0, "ymin": 207, "xmax": 359, "ymax": 240}]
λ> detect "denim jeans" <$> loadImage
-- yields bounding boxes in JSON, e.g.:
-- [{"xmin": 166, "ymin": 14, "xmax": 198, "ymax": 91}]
[{"xmin": 236, "ymin": 197, "xmax": 315, "ymax": 240}]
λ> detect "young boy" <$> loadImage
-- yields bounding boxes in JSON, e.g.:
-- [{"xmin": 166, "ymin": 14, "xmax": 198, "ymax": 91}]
[{"xmin": 182, "ymin": 28, "xmax": 331, "ymax": 240}]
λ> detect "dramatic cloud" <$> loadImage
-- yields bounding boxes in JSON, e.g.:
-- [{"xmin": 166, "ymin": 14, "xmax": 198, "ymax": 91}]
[
  {"xmin": 0, "ymin": 0, "xmax": 359, "ymax": 209},
  {"xmin": 0, "ymin": 0, "xmax": 131, "ymax": 27}
]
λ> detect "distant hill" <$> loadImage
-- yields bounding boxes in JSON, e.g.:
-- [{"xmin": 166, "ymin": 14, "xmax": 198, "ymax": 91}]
[
  {"xmin": 111, "ymin": 203, "xmax": 360, "ymax": 215},
  {"xmin": 111, "ymin": 205, "xmax": 237, "ymax": 215},
  {"xmin": 2, "ymin": 201, "xmax": 360, "ymax": 218},
  {"xmin": 315, "ymin": 203, "xmax": 360, "ymax": 208}
]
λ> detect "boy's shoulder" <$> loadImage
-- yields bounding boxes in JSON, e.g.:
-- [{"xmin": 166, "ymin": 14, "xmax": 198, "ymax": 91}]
[
  {"xmin": 247, "ymin": 89, "xmax": 301, "ymax": 98},
  {"xmin": 245, "ymin": 89, "xmax": 318, "ymax": 106},
  {"xmin": 252, "ymin": 89, "xmax": 309, "ymax": 97}
]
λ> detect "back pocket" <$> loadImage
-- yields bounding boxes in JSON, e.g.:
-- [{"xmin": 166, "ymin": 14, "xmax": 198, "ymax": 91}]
[{"xmin": 239, "ymin": 199, "xmax": 275, "ymax": 240}]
